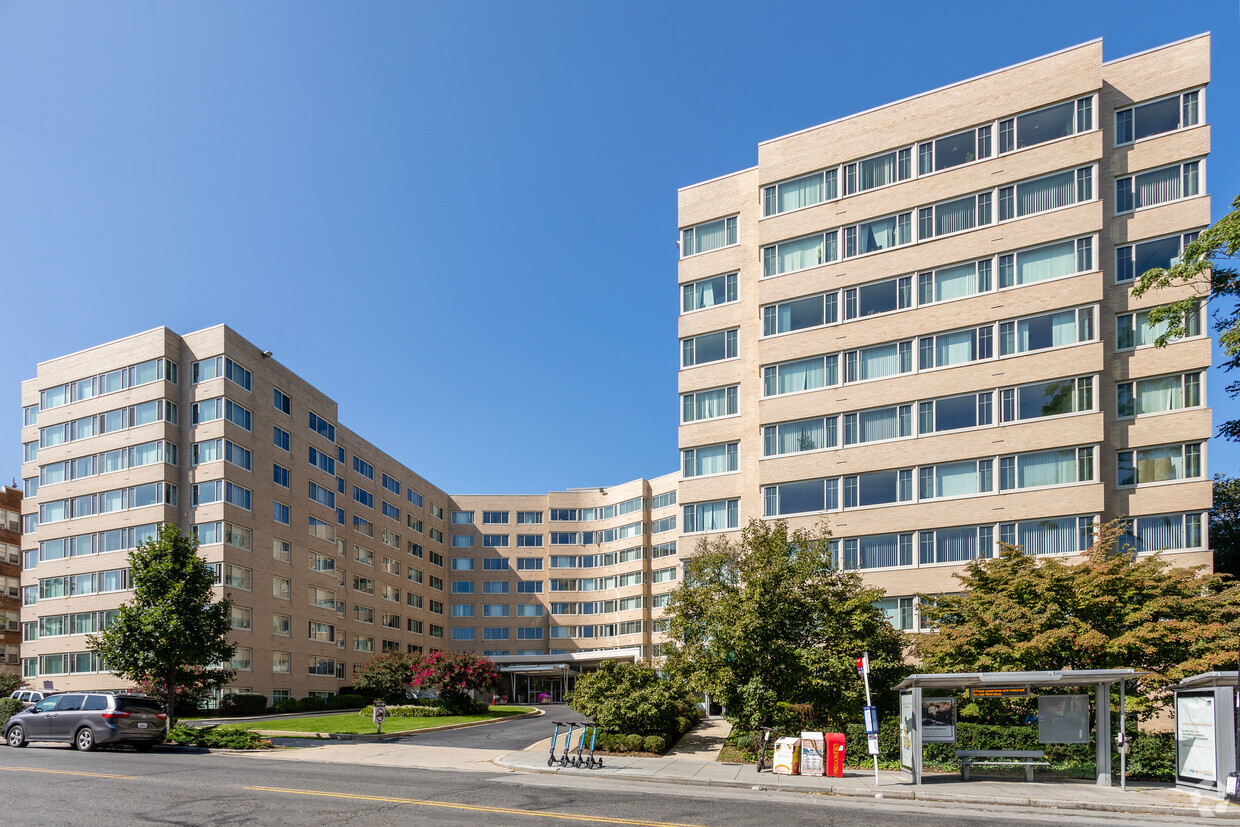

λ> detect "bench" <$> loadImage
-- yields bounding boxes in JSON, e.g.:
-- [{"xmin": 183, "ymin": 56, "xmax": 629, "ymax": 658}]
[{"xmin": 955, "ymin": 750, "xmax": 1048, "ymax": 782}]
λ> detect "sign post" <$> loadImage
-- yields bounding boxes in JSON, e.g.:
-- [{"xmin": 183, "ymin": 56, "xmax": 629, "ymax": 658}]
[
  {"xmin": 373, "ymin": 701, "xmax": 386, "ymax": 734},
  {"xmin": 858, "ymin": 653, "xmax": 880, "ymax": 785}
]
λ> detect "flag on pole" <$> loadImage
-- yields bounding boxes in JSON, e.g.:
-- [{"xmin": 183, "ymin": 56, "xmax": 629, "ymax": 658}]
[{"xmin": 856, "ymin": 653, "xmax": 869, "ymax": 676}]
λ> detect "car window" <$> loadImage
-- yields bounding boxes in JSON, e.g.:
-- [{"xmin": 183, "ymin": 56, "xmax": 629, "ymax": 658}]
[
  {"xmin": 117, "ymin": 697, "xmax": 163, "ymax": 713},
  {"xmin": 56, "ymin": 694, "xmax": 85, "ymax": 711},
  {"xmin": 83, "ymin": 695, "xmax": 108, "ymax": 711},
  {"xmin": 34, "ymin": 698, "xmax": 58, "ymax": 713}
]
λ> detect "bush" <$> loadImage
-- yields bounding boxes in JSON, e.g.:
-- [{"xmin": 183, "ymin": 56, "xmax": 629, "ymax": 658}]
[
  {"xmin": 220, "ymin": 693, "xmax": 268, "ymax": 716},
  {"xmin": 359, "ymin": 704, "xmax": 447, "ymax": 718},
  {"xmin": 623, "ymin": 734, "xmax": 644, "ymax": 751},
  {"xmin": 0, "ymin": 698, "xmax": 24, "ymax": 727},
  {"xmin": 272, "ymin": 698, "xmax": 302, "ymax": 714},
  {"xmin": 411, "ymin": 650, "xmax": 501, "ymax": 715},
  {"xmin": 352, "ymin": 652, "xmax": 422, "ymax": 705},
  {"xmin": 567, "ymin": 660, "xmax": 700, "ymax": 737},
  {"xmin": 643, "ymin": 735, "xmax": 667, "ymax": 754},
  {"xmin": 298, "ymin": 696, "xmax": 327, "ymax": 712},
  {"xmin": 325, "ymin": 694, "xmax": 366, "ymax": 710},
  {"xmin": 167, "ymin": 724, "xmax": 275, "ymax": 750}
]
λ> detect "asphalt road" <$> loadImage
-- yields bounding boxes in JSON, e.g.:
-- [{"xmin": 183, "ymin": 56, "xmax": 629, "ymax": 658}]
[
  {"xmin": 386, "ymin": 703, "xmax": 560, "ymax": 749},
  {"xmin": 0, "ymin": 744, "xmax": 1213, "ymax": 826}
]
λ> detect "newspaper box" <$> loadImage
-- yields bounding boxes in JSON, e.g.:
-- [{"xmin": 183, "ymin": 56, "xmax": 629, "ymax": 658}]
[
  {"xmin": 772, "ymin": 737, "xmax": 801, "ymax": 775},
  {"xmin": 800, "ymin": 731, "xmax": 825, "ymax": 776},
  {"xmin": 826, "ymin": 732, "xmax": 846, "ymax": 777}
]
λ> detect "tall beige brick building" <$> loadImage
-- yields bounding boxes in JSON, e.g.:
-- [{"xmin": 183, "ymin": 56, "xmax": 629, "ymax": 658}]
[{"xmin": 17, "ymin": 36, "xmax": 1214, "ymax": 702}]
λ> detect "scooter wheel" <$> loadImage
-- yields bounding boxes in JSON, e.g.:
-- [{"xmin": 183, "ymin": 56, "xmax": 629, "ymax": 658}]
[{"xmin": 548, "ymin": 756, "xmax": 555, "ymax": 767}]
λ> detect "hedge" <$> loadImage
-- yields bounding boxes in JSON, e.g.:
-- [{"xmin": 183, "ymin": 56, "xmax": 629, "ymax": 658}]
[
  {"xmin": 220, "ymin": 693, "xmax": 268, "ymax": 716},
  {"xmin": 0, "ymin": 698, "xmax": 24, "ymax": 727},
  {"xmin": 166, "ymin": 724, "xmax": 275, "ymax": 750},
  {"xmin": 359, "ymin": 704, "xmax": 447, "ymax": 718},
  {"xmin": 269, "ymin": 694, "xmax": 367, "ymax": 715}
]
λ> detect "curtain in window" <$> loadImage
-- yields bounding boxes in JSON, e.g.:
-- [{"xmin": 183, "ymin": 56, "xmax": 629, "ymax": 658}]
[
  {"xmin": 860, "ymin": 217, "xmax": 897, "ymax": 253},
  {"xmin": 695, "ymin": 220, "xmax": 726, "ymax": 254},
  {"xmin": 1016, "ymin": 240, "xmax": 1075, "ymax": 285},
  {"xmin": 1134, "ymin": 167, "xmax": 1181, "ymax": 208},
  {"xmin": 697, "ymin": 501, "xmax": 727, "ymax": 531},
  {"xmin": 1137, "ymin": 446, "xmax": 1182, "ymax": 483},
  {"xmin": 858, "ymin": 408, "xmax": 898, "ymax": 442},
  {"xmin": 935, "ymin": 330, "xmax": 975, "ymax": 366},
  {"xmin": 697, "ymin": 280, "xmax": 716, "ymax": 308},
  {"xmin": 1018, "ymin": 449, "xmax": 1075, "ymax": 488},
  {"xmin": 779, "ymin": 358, "xmax": 824, "ymax": 394},
  {"xmin": 1135, "ymin": 515, "xmax": 1183, "ymax": 551},
  {"xmin": 935, "ymin": 197, "xmax": 976, "ymax": 235},
  {"xmin": 778, "ymin": 235, "xmax": 825, "ymax": 273},
  {"xmin": 694, "ymin": 445, "xmax": 729, "ymax": 476},
  {"xmin": 936, "ymin": 527, "xmax": 977, "ymax": 562},
  {"xmin": 779, "ymin": 419, "xmax": 824, "ymax": 454},
  {"xmin": 1135, "ymin": 376, "xmax": 1181, "ymax": 414},
  {"xmin": 1135, "ymin": 311, "xmax": 1171, "ymax": 346},
  {"xmin": 936, "ymin": 462, "xmax": 979, "ymax": 497},
  {"xmin": 860, "ymin": 154, "xmax": 896, "ymax": 190},
  {"xmin": 1019, "ymin": 517, "xmax": 1075, "ymax": 555},
  {"xmin": 860, "ymin": 344, "xmax": 899, "ymax": 380},
  {"xmin": 935, "ymin": 263, "xmax": 976, "ymax": 301},
  {"xmin": 780, "ymin": 175, "xmax": 823, "ymax": 212},
  {"xmin": 1017, "ymin": 171, "xmax": 1074, "ymax": 215},
  {"xmin": 696, "ymin": 388, "xmax": 725, "ymax": 419},
  {"xmin": 859, "ymin": 534, "xmax": 899, "ymax": 568},
  {"xmin": 1051, "ymin": 310, "xmax": 1077, "ymax": 346}
]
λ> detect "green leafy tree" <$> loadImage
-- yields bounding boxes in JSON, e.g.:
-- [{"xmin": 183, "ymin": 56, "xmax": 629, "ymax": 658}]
[
  {"xmin": 1212, "ymin": 474, "xmax": 1240, "ymax": 580},
  {"xmin": 410, "ymin": 649, "xmax": 501, "ymax": 714},
  {"xmin": 663, "ymin": 519, "xmax": 906, "ymax": 730},
  {"xmin": 1132, "ymin": 193, "xmax": 1240, "ymax": 439},
  {"xmin": 89, "ymin": 524, "xmax": 235, "ymax": 724},
  {"xmin": 353, "ymin": 651, "xmax": 423, "ymax": 704},
  {"xmin": 0, "ymin": 671, "xmax": 22, "ymax": 697},
  {"xmin": 916, "ymin": 519, "xmax": 1240, "ymax": 719},
  {"xmin": 567, "ymin": 660, "xmax": 699, "ymax": 735}
]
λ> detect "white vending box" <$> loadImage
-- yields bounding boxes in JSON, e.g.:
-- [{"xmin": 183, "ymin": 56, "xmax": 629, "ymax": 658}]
[
  {"xmin": 800, "ymin": 731, "xmax": 825, "ymax": 775},
  {"xmin": 772, "ymin": 737, "xmax": 801, "ymax": 775}
]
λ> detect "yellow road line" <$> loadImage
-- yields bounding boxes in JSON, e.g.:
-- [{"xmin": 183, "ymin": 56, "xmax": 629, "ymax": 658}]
[
  {"xmin": 246, "ymin": 786, "xmax": 709, "ymax": 827},
  {"xmin": 0, "ymin": 766, "xmax": 137, "ymax": 780}
]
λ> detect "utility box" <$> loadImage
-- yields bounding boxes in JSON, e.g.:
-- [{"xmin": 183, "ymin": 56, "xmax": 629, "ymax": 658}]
[
  {"xmin": 800, "ymin": 731, "xmax": 825, "ymax": 776},
  {"xmin": 826, "ymin": 732, "xmax": 846, "ymax": 777},
  {"xmin": 772, "ymin": 737, "xmax": 801, "ymax": 775}
]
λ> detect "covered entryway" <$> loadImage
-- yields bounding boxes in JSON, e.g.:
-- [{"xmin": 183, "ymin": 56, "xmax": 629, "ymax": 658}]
[{"xmin": 492, "ymin": 648, "xmax": 642, "ymax": 705}]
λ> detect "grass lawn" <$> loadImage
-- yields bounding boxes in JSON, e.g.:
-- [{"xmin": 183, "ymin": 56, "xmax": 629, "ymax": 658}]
[{"xmin": 223, "ymin": 706, "xmax": 535, "ymax": 735}]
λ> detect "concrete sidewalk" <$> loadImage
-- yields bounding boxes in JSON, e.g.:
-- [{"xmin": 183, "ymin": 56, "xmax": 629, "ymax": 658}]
[{"xmin": 494, "ymin": 750, "xmax": 1240, "ymax": 820}]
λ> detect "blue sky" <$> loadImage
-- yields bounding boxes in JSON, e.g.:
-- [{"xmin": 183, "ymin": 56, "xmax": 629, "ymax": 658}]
[{"xmin": 1, "ymin": 1, "xmax": 1237, "ymax": 494}]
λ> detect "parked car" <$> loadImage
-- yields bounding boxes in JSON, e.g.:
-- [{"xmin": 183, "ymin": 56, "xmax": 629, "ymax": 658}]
[
  {"xmin": 4, "ymin": 691, "xmax": 167, "ymax": 751},
  {"xmin": 9, "ymin": 690, "xmax": 45, "ymax": 708}
]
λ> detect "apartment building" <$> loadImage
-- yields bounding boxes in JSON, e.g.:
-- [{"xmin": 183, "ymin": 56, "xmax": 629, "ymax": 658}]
[
  {"xmin": 0, "ymin": 486, "xmax": 21, "ymax": 676},
  {"xmin": 676, "ymin": 35, "xmax": 1213, "ymax": 632},
  {"xmin": 15, "ymin": 35, "xmax": 1214, "ymax": 700}
]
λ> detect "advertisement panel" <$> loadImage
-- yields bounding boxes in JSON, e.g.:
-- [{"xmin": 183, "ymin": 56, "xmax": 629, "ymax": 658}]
[
  {"xmin": 921, "ymin": 697, "xmax": 957, "ymax": 743},
  {"xmin": 1177, "ymin": 692, "xmax": 1217, "ymax": 784}
]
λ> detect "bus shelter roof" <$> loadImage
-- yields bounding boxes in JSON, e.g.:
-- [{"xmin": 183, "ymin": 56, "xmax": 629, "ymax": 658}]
[
  {"xmin": 896, "ymin": 668, "xmax": 1147, "ymax": 691},
  {"xmin": 1176, "ymin": 671, "xmax": 1239, "ymax": 689}
]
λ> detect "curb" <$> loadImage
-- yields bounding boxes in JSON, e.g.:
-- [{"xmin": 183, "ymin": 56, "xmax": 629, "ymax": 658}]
[
  {"xmin": 252, "ymin": 708, "xmax": 544, "ymax": 742},
  {"xmin": 490, "ymin": 757, "xmax": 1239, "ymax": 819}
]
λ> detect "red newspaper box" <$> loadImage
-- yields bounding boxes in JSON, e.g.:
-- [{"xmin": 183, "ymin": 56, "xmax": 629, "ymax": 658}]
[{"xmin": 825, "ymin": 732, "xmax": 846, "ymax": 777}]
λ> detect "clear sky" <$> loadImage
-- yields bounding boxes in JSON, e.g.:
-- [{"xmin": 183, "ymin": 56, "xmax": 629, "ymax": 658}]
[{"xmin": 1, "ymin": 1, "xmax": 1237, "ymax": 495}]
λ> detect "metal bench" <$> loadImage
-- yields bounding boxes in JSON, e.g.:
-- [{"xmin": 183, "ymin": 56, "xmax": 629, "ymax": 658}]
[{"xmin": 955, "ymin": 750, "xmax": 1049, "ymax": 782}]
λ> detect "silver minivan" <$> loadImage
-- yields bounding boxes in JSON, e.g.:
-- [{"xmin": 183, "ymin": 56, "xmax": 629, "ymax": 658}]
[{"xmin": 4, "ymin": 692, "xmax": 167, "ymax": 751}]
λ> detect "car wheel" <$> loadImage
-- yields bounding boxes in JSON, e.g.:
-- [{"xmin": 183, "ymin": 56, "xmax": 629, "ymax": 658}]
[
  {"xmin": 6, "ymin": 726, "xmax": 26, "ymax": 748},
  {"xmin": 75, "ymin": 727, "xmax": 96, "ymax": 752}
]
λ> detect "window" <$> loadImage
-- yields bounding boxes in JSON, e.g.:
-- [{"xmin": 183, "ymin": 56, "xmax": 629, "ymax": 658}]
[
  {"xmin": 273, "ymin": 577, "xmax": 291, "ymax": 600},
  {"xmin": 917, "ymin": 193, "xmax": 990, "ymax": 239},
  {"xmin": 1001, "ymin": 515, "xmax": 1096, "ymax": 556},
  {"xmin": 844, "ymin": 212, "xmax": 912, "ymax": 257},
  {"xmin": 516, "ymin": 511, "xmax": 542, "ymax": 524},
  {"xmin": 224, "ymin": 482, "xmax": 252, "ymax": 510},
  {"xmin": 1117, "ymin": 443, "xmax": 1203, "ymax": 486},
  {"xmin": 1117, "ymin": 304, "xmax": 1202, "ymax": 349},
  {"xmin": 844, "ymin": 147, "xmax": 911, "ymax": 194},
  {"xmin": 846, "ymin": 340, "xmax": 914, "ymax": 382},
  {"xmin": 452, "ymin": 558, "xmax": 475, "ymax": 571},
  {"xmin": 999, "ymin": 307, "xmax": 1093, "ymax": 355},
  {"xmin": 451, "ymin": 581, "xmax": 475, "ymax": 594},
  {"xmin": 273, "ymin": 538, "xmax": 291, "ymax": 563},
  {"xmin": 273, "ymin": 612, "xmax": 291, "ymax": 636},
  {"xmin": 407, "ymin": 488, "xmax": 423, "ymax": 507},
  {"xmin": 273, "ymin": 463, "xmax": 290, "ymax": 488},
  {"xmin": 1116, "ymin": 90, "xmax": 1201, "ymax": 144},
  {"xmin": 1116, "ymin": 161, "xmax": 1201, "ymax": 213},
  {"xmin": 763, "ymin": 169, "xmax": 838, "ymax": 216},
  {"xmin": 683, "ymin": 273, "xmax": 738, "ymax": 312},
  {"xmin": 352, "ymin": 455, "xmax": 374, "ymax": 480},
  {"xmin": 273, "ymin": 426, "xmax": 290, "ymax": 452},
  {"xmin": 484, "ymin": 604, "xmax": 510, "ymax": 618},
  {"xmin": 451, "ymin": 628, "xmax": 475, "ymax": 642},
  {"xmin": 273, "ymin": 501, "xmax": 291, "ymax": 525},
  {"xmin": 1117, "ymin": 513, "xmax": 1204, "ymax": 553},
  {"xmin": 382, "ymin": 502, "xmax": 400, "ymax": 521},
  {"xmin": 484, "ymin": 581, "xmax": 509, "ymax": 594},
  {"xmin": 682, "ymin": 385, "xmax": 738, "ymax": 422},
  {"xmin": 682, "ymin": 442, "xmax": 738, "ymax": 477},
  {"xmin": 998, "ymin": 447, "xmax": 1095, "ymax": 491},
  {"xmin": 1000, "ymin": 377, "xmax": 1092, "ymax": 423},
  {"xmin": 763, "ymin": 354, "xmax": 838, "ymax": 397},
  {"xmin": 308, "ymin": 446, "xmax": 335, "ymax": 475},
  {"xmin": 917, "ymin": 393, "xmax": 992, "ymax": 435},
  {"xmin": 1117, "ymin": 372, "xmax": 1201, "ymax": 417},
  {"xmin": 273, "ymin": 387, "xmax": 291, "ymax": 415},
  {"xmin": 516, "ymin": 535, "xmax": 543, "ymax": 548},
  {"xmin": 998, "ymin": 238, "xmax": 1091, "ymax": 288},
  {"xmin": 451, "ymin": 535, "xmax": 475, "ymax": 548},
  {"xmin": 682, "ymin": 329, "xmax": 737, "ymax": 367},
  {"xmin": 451, "ymin": 511, "xmax": 474, "ymax": 525},
  {"xmin": 918, "ymin": 260, "xmax": 992, "ymax": 305},
  {"xmin": 763, "ymin": 478, "xmax": 838, "ymax": 517},
  {"xmin": 352, "ymin": 575, "xmax": 375, "ymax": 595},
  {"xmin": 998, "ymin": 97, "xmax": 1092, "ymax": 153},
  {"xmin": 843, "ymin": 470, "xmax": 913, "ymax": 508},
  {"xmin": 843, "ymin": 534, "xmax": 914, "ymax": 570},
  {"xmin": 762, "ymin": 231, "xmax": 839, "ymax": 277},
  {"xmin": 681, "ymin": 216, "xmax": 738, "ymax": 257},
  {"xmin": 763, "ymin": 293, "xmax": 838, "ymax": 336},
  {"xmin": 353, "ymin": 486, "xmax": 374, "ymax": 509},
  {"xmin": 682, "ymin": 499, "xmax": 739, "ymax": 533},
  {"xmin": 483, "ymin": 535, "xmax": 509, "ymax": 548},
  {"xmin": 1116, "ymin": 232, "xmax": 1200, "ymax": 283},
  {"xmin": 430, "ymin": 503, "xmax": 444, "ymax": 519},
  {"xmin": 918, "ymin": 460, "xmax": 993, "ymax": 500},
  {"xmin": 308, "ymin": 411, "xmax": 336, "ymax": 442}
]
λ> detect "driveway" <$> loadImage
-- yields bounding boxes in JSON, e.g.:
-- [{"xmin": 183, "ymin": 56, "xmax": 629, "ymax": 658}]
[{"xmin": 386, "ymin": 703, "xmax": 557, "ymax": 750}]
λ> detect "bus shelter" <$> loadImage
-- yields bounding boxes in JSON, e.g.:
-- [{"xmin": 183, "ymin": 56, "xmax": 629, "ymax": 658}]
[
  {"xmin": 1174, "ymin": 671, "xmax": 1237, "ymax": 796},
  {"xmin": 896, "ymin": 669, "xmax": 1144, "ymax": 787}
]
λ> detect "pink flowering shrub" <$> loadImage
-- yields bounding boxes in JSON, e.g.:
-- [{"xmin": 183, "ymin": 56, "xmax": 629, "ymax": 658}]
[{"xmin": 411, "ymin": 650, "xmax": 502, "ymax": 714}]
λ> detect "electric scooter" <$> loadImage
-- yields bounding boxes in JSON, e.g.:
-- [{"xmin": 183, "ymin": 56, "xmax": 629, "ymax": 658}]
[
  {"xmin": 559, "ymin": 721, "xmax": 577, "ymax": 767},
  {"xmin": 572, "ymin": 721, "xmax": 592, "ymax": 768},
  {"xmin": 548, "ymin": 721, "xmax": 564, "ymax": 767},
  {"xmin": 585, "ymin": 723, "xmax": 603, "ymax": 769},
  {"xmin": 755, "ymin": 727, "xmax": 777, "ymax": 773}
]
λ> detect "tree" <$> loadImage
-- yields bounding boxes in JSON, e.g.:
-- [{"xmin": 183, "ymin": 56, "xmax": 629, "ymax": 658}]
[
  {"xmin": 567, "ymin": 660, "xmax": 699, "ymax": 735},
  {"xmin": 89, "ymin": 524, "xmax": 235, "ymax": 724},
  {"xmin": 1132, "ymin": 193, "xmax": 1240, "ymax": 439},
  {"xmin": 353, "ymin": 651, "xmax": 422, "ymax": 704},
  {"xmin": 1213, "ymin": 474, "xmax": 1240, "ymax": 580},
  {"xmin": 662, "ymin": 519, "xmax": 906, "ymax": 731},
  {"xmin": 0, "ymin": 671, "xmax": 21, "ymax": 697},
  {"xmin": 409, "ymin": 649, "xmax": 501, "ymax": 714},
  {"xmin": 916, "ymin": 519, "xmax": 1240, "ymax": 719}
]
